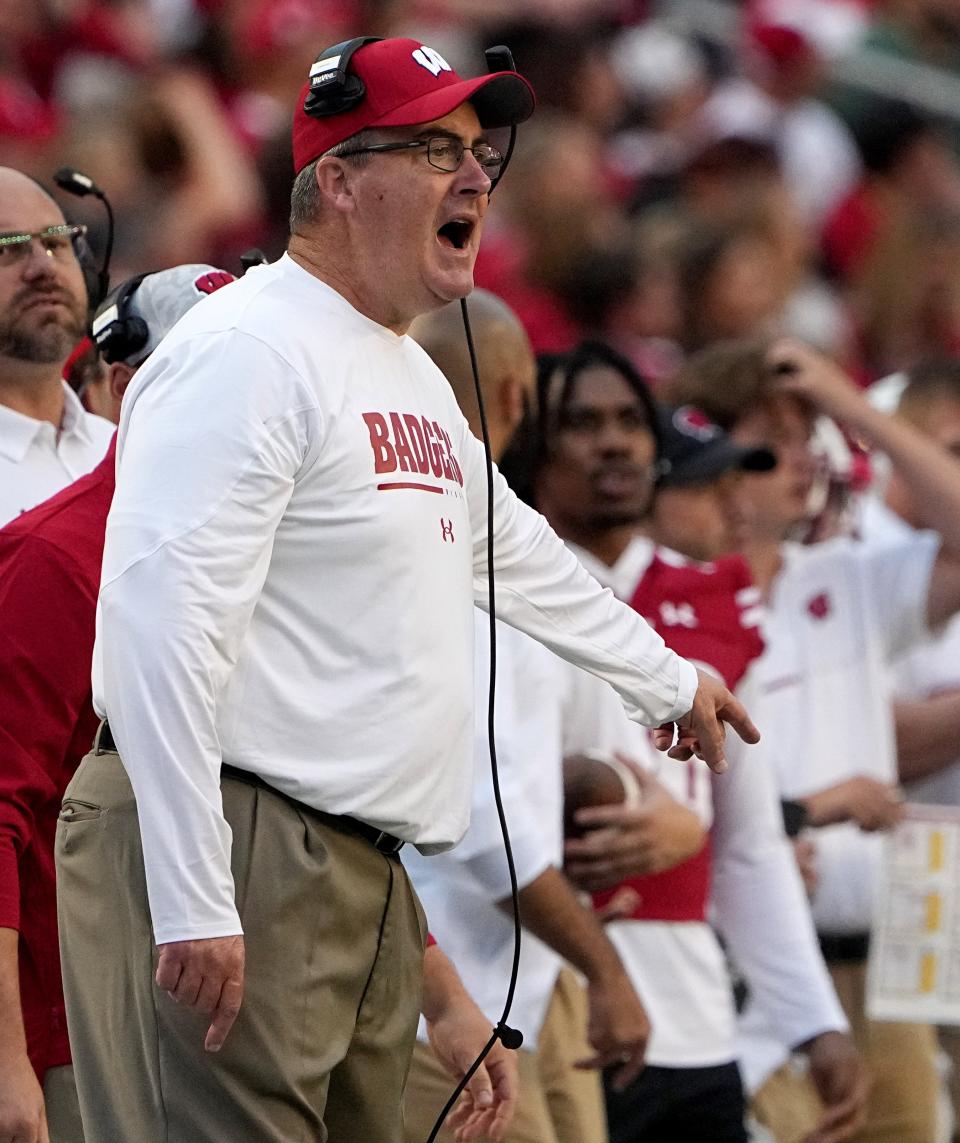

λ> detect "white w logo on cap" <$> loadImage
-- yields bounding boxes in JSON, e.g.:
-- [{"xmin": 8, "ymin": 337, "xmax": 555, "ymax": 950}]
[{"xmin": 412, "ymin": 46, "xmax": 452, "ymax": 77}]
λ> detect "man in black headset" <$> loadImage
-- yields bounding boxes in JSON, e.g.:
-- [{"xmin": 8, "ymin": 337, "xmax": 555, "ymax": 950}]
[
  {"xmin": 56, "ymin": 38, "xmax": 758, "ymax": 1143},
  {"xmin": 0, "ymin": 167, "xmax": 113, "ymax": 525}
]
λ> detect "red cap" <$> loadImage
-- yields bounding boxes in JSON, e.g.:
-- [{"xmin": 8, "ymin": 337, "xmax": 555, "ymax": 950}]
[{"xmin": 292, "ymin": 37, "xmax": 535, "ymax": 172}]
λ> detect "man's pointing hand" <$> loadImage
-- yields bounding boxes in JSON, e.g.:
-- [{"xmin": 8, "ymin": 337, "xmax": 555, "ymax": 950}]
[{"xmin": 652, "ymin": 669, "xmax": 760, "ymax": 774}]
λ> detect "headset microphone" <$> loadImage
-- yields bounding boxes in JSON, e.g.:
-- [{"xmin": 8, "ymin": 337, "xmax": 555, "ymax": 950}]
[
  {"xmin": 53, "ymin": 166, "xmax": 115, "ymax": 307},
  {"xmin": 484, "ymin": 46, "xmax": 518, "ymax": 194}
]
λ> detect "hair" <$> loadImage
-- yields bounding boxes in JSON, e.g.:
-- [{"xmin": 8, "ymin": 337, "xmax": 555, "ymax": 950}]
[
  {"xmin": 288, "ymin": 131, "xmax": 375, "ymax": 231},
  {"xmin": 499, "ymin": 340, "xmax": 660, "ymax": 507},
  {"xmin": 664, "ymin": 336, "xmax": 777, "ymax": 430},
  {"xmin": 852, "ymin": 99, "xmax": 937, "ymax": 175},
  {"xmin": 899, "ymin": 358, "xmax": 960, "ymax": 419},
  {"xmin": 410, "ymin": 290, "xmax": 532, "ymax": 438}
]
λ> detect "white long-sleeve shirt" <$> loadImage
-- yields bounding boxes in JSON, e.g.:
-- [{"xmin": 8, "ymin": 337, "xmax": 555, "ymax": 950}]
[
  {"xmin": 405, "ymin": 614, "xmax": 567, "ymax": 1050},
  {"xmin": 93, "ymin": 255, "xmax": 698, "ymax": 944}
]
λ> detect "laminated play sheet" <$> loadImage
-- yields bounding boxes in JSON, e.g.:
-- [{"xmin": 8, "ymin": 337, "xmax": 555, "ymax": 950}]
[{"xmin": 867, "ymin": 803, "xmax": 960, "ymax": 1024}]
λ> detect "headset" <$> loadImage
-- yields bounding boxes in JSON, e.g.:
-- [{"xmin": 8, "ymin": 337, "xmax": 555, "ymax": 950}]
[
  {"xmin": 303, "ymin": 36, "xmax": 383, "ymax": 119},
  {"xmin": 90, "ymin": 272, "xmax": 150, "ymax": 365},
  {"xmin": 53, "ymin": 168, "xmax": 114, "ymax": 309},
  {"xmin": 303, "ymin": 37, "xmax": 519, "ymax": 192},
  {"xmin": 301, "ymin": 37, "xmax": 526, "ymax": 1142}
]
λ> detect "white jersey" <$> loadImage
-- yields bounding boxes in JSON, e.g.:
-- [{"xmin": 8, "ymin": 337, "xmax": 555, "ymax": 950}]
[
  {"xmin": 0, "ymin": 381, "xmax": 113, "ymax": 525},
  {"xmin": 750, "ymin": 535, "xmax": 938, "ymax": 935},
  {"xmin": 93, "ymin": 256, "xmax": 698, "ymax": 945},
  {"xmin": 405, "ymin": 614, "xmax": 567, "ymax": 1049},
  {"xmin": 861, "ymin": 496, "xmax": 960, "ymax": 806},
  {"xmin": 564, "ymin": 540, "xmax": 845, "ymax": 1075}
]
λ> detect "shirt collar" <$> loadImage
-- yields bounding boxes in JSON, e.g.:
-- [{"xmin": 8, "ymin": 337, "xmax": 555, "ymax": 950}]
[
  {"xmin": 59, "ymin": 380, "xmax": 93, "ymax": 444},
  {"xmin": 0, "ymin": 380, "xmax": 93, "ymax": 462},
  {"xmin": 566, "ymin": 535, "xmax": 656, "ymax": 601}
]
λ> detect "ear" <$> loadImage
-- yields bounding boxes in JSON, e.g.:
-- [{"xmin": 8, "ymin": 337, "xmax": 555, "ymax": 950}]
[
  {"xmin": 499, "ymin": 374, "xmax": 525, "ymax": 438},
  {"xmin": 109, "ymin": 361, "xmax": 136, "ymax": 401},
  {"xmin": 314, "ymin": 155, "xmax": 361, "ymax": 214}
]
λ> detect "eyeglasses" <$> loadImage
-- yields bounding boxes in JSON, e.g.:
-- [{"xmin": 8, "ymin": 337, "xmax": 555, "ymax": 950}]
[
  {"xmin": 340, "ymin": 136, "xmax": 503, "ymax": 178},
  {"xmin": 0, "ymin": 224, "xmax": 87, "ymax": 268}
]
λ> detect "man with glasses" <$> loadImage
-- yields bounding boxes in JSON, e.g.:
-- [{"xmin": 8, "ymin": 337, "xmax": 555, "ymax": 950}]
[
  {"xmin": 0, "ymin": 168, "xmax": 113, "ymax": 524},
  {"xmin": 56, "ymin": 37, "xmax": 758, "ymax": 1143}
]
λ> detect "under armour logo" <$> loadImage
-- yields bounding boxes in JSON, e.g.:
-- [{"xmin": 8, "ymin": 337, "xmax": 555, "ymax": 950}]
[
  {"xmin": 440, "ymin": 518, "xmax": 455, "ymax": 542},
  {"xmin": 660, "ymin": 601, "xmax": 698, "ymax": 628},
  {"xmin": 412, "ymin": 46, "xmax": 452, "ymax": 77}
]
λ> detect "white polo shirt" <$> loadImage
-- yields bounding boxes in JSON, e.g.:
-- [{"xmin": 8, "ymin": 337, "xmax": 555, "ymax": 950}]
[
  {"xmin": 0, "ymin": 381, "xmax": 113, "ymax": 525},
  {"xmin": 751, "ymin": 535, "xmax": 938, "ymax": 935},
  {"xmin": 94, "ymin": 256, "xmax": 698, "ymax": 944},
  {"xmin": 862, "ymin": 496, "xmax": 960, "ymax": 806},
  {"xmin": 405, "ymin": 614, "xmax": 567, "ymax": 1050}
]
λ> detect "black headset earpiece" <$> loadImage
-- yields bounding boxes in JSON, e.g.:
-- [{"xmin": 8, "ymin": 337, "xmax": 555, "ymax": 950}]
[
  {"xmin": 303, "ymin": 37, "xmax": 383, "ymax": 120},
  {"xmin": 91, "ymin": 273, "xmax": 150, "ymax": 365}
]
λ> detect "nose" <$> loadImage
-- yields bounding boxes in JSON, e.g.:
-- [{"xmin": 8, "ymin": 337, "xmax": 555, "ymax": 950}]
[
  {"xmin": 21, "ymin": 239, "xmax": 57, "ymax": 281},
  {"xmin": 595, "ymin": 419, "xmax": 634, "ymax": 457},
  {"xmin": 455, "ymin": 148, "xmax": 492, "ymax": 197}
]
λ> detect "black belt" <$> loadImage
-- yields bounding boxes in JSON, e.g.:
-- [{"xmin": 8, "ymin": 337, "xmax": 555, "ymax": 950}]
[
  {"xmin": 818, "ymin": 932, "xmax": 869, "ymax": 963},
  {"xmin": 96, "ymin": 722, "xmax": 405, "ymax": 856}
]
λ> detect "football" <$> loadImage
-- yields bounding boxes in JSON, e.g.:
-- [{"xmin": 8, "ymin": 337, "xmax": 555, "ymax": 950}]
[{"xmin": 563, "ymin": 750, "xmax": 642, "ymax": 838}]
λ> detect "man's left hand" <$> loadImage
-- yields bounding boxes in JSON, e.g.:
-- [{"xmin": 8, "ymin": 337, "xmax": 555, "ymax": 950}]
[
  {"xmin": 426, "ymin": 998, "xmax": 518, "ymax": 1142},
  {"xmin": 802, "ymin": 1030, "xmax": 870, "ymax": 1143},
  {"xmin": 652, "ymin": 669, "xmax": 759, "ymax": 774}
]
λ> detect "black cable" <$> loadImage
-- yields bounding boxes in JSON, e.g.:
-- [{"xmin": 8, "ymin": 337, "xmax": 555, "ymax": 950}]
[{"xmin": 424, "ymin": 299, "xmax": 524, "ymax": 1142}]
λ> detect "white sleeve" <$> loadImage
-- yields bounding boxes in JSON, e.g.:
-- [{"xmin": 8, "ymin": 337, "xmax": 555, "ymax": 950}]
[
  {"xmin": 458, "ymin": 434, "xmax": 698, "ymax": 727},
  {"xmin": 456, "ymin": 619, "xmax": 559, "ymax": 897},
  {"xmin": 711, "ymin": 718, "xmax": 848, "ymax": 1050},
  {"xmin": 98, "ymin": 332, "xmax": 320, "ymax": 944}
]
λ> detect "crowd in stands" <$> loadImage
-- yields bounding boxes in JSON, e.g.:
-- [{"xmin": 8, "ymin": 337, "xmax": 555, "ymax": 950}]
[
  {"xmin": 7, "ymin": 0, "xmax": 960, "ymax": 388},
  {"xmin": 6, "ymin": 3, "xmax": 960, "ymax": 1143}
]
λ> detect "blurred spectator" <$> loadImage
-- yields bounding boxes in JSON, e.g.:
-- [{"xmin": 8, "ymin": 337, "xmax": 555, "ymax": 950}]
[
  {"xmin": 475, "ymin": 111, "xmax": 626, "ymax": 352},
  {"xmin": 403, "ymin": 296, "xmax": 653, "ymax": 1143},
  {"xmin": 865, "ymin": 359, "xmax": 960, "ymax": 1140},
  {"xmin": 0, "ymin": 260, "xmax": 233, "ymax": 1143},
  {"xmin": 0, "ymin": 167, "xmax": 112, "ymax": 525},
  {"xmin": 856, "ymin": 206, "xmax": 960, "ymax": 378},
  {"xmin": 668, "ymin": 335, "xmax": 960, "ymax": 1142},
  {"xmin": 606, "ymin": 22, "xmax": 713, "ymax": 199},
  {"xmin": 697, "ymin": 19, "xmax": 861, "ymax": 229},
  {"xmin": 62, "ymin": 335, "xmax": 119, "ymax": 423},
  {"xmin": 823, "ymin": 100, "xmax": 960, "ymax": 284},
  {"xmin": 506, "ymin": 342, "xmax": 862, "ymax": 1143}
]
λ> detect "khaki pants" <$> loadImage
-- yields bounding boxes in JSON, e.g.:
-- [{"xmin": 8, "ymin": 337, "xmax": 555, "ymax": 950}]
[
  {"xmin": 43, "ymin": 1065, "xmax": 84, "ymax": 1143},
  {"xmin": 56, "ymin": 749, "xmax": 426, "ymax": 1143},
  {"xmin": 751, "ymin": 960, "xmax": 939, "ymax": 1143},
  {"xmin": 403, "ymin": 967, "xmax": 607, "ymax": 1143}
]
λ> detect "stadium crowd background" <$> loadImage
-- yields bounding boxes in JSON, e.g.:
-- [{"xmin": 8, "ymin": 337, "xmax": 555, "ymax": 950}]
[{"xmin": 6, "ymin": 0, "xmax": 960, "ymax": 397}]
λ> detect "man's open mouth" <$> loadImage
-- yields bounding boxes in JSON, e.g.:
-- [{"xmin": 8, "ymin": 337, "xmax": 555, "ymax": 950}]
[{"xmin": 437, "ymin": 219, "xmax": 474, "ymax": 250}]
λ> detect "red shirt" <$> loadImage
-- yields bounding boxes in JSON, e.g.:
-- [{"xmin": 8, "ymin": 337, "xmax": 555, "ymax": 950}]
[
  {"xmin": 593, "ymin": 553, "xmax": 764, "ymax": 924},
  {"xmin": 0, "ymin": 436, "xmax": 115, "ymax": 1078}
]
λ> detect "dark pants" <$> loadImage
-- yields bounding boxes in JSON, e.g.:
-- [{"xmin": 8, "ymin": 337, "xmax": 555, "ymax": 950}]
[{"xmin": 605, "ymin": 1061, "xmax": 748, "ymax": 1143}]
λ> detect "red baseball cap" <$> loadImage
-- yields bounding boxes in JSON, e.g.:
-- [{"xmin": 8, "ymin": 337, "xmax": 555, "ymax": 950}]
[{"xmin": 292, "ymin": 37, "xmax": 535, "ymax": 172}]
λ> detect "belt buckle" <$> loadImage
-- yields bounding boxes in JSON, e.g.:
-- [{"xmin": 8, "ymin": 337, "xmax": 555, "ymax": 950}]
[{"xmin": 372, "ymin": 830, "xmax": 404, "ymax": 855}]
